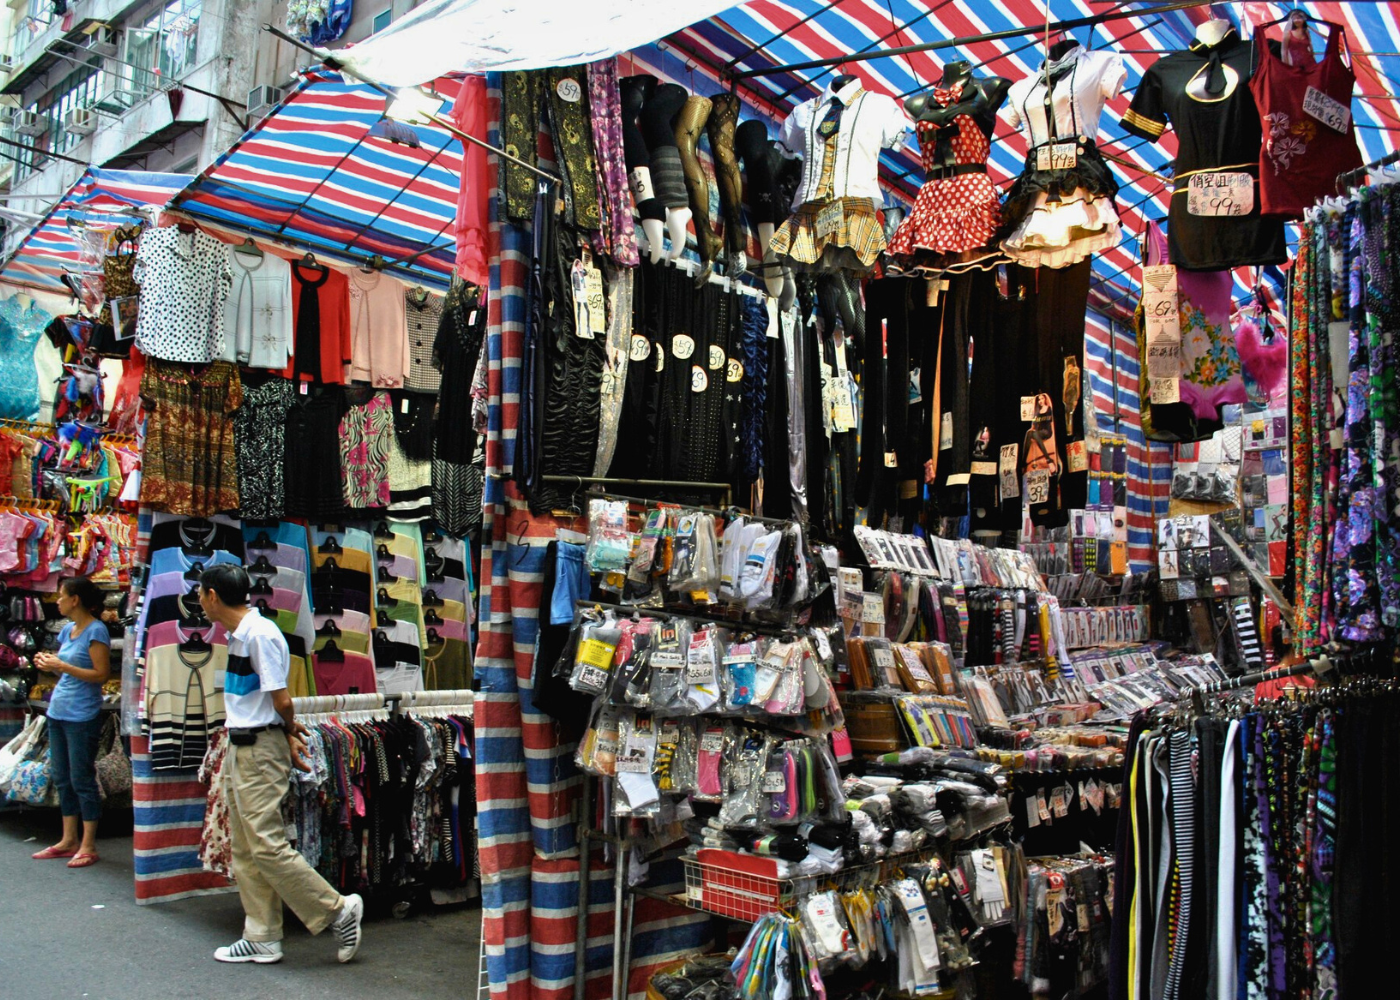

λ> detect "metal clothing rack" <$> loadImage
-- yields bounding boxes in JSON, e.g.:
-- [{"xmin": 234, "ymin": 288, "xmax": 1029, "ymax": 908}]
[
  {"xmin": 574, "ymin": 597, "xmax": 799, "ymax": 640},
  {"xmin": 571, "ymin": 485, "xmax": 796, "ymax": 529},
  {"xmin": 541, "ymin": 474, "xmax": 734, "ymax": 507},
  {"xmin": 291, "ymin": 689, "xmax": 475, "ymax": 717},
  {"xmin": 1177, "ymin": 660, "xmax": 1324, "ymax": 702},
  {"xmin": 1337, "ymin": 148, "xmax": 1400, "ymax": 191}
]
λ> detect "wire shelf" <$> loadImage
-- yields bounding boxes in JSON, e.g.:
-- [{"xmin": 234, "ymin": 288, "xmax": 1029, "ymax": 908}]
[{"xmin": 681, "ymin": 845, "xmax": 946, "ymax": 922}]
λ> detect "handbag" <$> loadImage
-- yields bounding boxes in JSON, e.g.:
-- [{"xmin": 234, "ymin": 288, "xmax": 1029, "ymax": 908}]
[
  {"xmin": 94, "ymin": 715, "xmax": 132, "ymax": 800},
  {"xmin": 8, "ymin": 755, "xmax": 52, "ymax": 805},
  {"xmin": 0, "ymin": 714, "xmax": 45, "ymax": 794}
]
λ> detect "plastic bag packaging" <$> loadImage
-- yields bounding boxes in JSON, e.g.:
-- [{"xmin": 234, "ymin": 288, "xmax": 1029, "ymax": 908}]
[
  {"xmin": 569, "ymin": 611, "xmax": 623, "ymax": 695},
  {"xmin": 739, "ymin": 529, "xmax": 782, "ymax": 608},
  {"xmin": 764, "ymin": 744, "xmax": 800, "ymax": 824},
  {"xmin": 718, "ymin": 515, "xmax": 747, "ymax": 601},
  {"xmin": 575, "ymin": 701, "xmax": 623, "ymax": 776},
  {"xmin": 750, "ymin": 639, "xmax": 790, "ymax": 710},
  {"xmin": 655, "ymin": 717, "xmax": 697, "ymax": 795},
  {"xmin": 684, "ymin": 625, "xmax": 724, "ymax": 714},
  {"xmin": 800, "ymin": 891, "xmax": 856, "ymax": 970},
  {"xmin": 957, "ymin": 847, "xmax": 1010, "ymax": 926},
  {"xmin": 614, "ymin": 712, "xmax": 661, "ymax": 818},
  {"xmin": 721, "ymin": 637, "xmax": 761, "ymax": 713},
  {"xmin": 586, "ymin": 499, "xmax": 634, "ymax": 573},
  {"xmin": 720, "ymin": 729, "xmax": 770, "ymax": 829},
  {"xmin": 605, "ymin": 617, "xmax": 655, "ymax": 707},
  {"xmin": 647, "ymin": 618, "xmax": 693, "ymax": 715},
  {"xmin": 667, "ymin": 512, "xmax": 700, "ymax": 591},
  {"xmin": 694, "ymin": 722, "xmax": 728, "ymax": 801},
  {"xmin": 766, "ymin": 641, "xmax": 806, "ymax": 716},
  {"xmin": 624, "ymin": 509, "xmax": 668, "ymax": 603}
]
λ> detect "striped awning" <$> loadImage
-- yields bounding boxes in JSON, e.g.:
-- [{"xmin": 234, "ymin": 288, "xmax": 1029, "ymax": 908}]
[
  {"xmin": 657, "ymin": 0, "xmax": 1400, "ymax": 315},
  {"xmin": 0, "ymin": 168, "xmax": 190, "ymax": 293},
  {"xmin": 168, "ymin": 72, "xmax": 468, "ymax": 289}
]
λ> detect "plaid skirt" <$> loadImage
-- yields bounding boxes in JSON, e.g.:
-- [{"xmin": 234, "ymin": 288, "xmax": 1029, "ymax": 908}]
[{"xmin": 771, "ymin": 197, "xmax": 886, "ymax": 271}]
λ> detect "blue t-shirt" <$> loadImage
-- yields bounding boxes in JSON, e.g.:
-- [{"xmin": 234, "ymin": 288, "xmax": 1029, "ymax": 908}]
[{"xmin": 46, "ymin": 619, "xmax": 112, "ymax": 722}]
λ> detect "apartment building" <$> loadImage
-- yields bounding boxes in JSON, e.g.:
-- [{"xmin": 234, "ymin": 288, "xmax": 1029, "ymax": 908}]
[{"xmin": 0, "ymin": 0, "xmax": 421, "ymax": 253}]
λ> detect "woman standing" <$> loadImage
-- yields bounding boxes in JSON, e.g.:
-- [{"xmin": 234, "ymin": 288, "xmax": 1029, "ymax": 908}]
[{"xmin": 30, "ymin": 577, "xmax": 112, "ymax": 868}]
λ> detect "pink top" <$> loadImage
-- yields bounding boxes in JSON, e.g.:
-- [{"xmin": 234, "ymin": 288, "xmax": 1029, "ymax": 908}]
[
  {"xmin": 312, "ymin": 650, "xmax": 378, "ymax": 696},
  {"xmin": 346, "ymin": 271, "xmax": 408, "ymax": 388}
]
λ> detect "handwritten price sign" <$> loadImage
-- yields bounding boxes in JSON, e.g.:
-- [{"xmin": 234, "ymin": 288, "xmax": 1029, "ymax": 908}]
[{"xmin": 1187, "ymin": 172, "xmax": 1253, "ymax": 217}]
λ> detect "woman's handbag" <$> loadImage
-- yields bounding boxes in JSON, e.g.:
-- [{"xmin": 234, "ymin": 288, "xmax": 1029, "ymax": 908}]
[
  {"xmin": 0, "ymin": 714, "xmax": 45, "ymax": 794},
  {"xmin": 7, "ymin": 754, "xmax": 52, "ymax": 805},
  {"xmin": 94, "ymin": 715, "xmax": 132, "ymax": 799}
]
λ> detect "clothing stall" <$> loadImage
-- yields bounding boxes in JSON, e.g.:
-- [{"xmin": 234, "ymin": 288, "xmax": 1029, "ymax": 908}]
[{"xmin": 1, "ymin": 0, "xmax": 1398, "ymax": 999}]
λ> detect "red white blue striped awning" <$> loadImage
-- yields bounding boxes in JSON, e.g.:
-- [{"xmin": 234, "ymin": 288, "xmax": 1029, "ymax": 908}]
[
  {"xmin": 655, "ymin": 0, "xmax": 1400, "ymax": 315},
  {"xmin": 0, "ymin": 167, "xmax": 190, "ymax": 293},
  {"xmin": 168, "ymin": 72, "xmax": 468, "ymax": 289}
]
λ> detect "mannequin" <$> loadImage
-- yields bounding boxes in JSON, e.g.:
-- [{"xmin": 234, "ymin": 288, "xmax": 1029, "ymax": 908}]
[
  {"xmin": 637, "ymin": 83, "xmax": 692, "ymax": 261},
  {"xmin": 706, "ymin": 92, "xmax": 747, "ymax": 276},
  {"xmin": 904, "ymin": 60, "xmax": 1010, "ymax": 133},
  {"xmin": 1195, "ymin": 17, "xmax": 1231, "ymax": 47},
  {"xmin": 619, "ymin": 74, "xmax": 667, "ymax": 263},
  {"xmin": 674, "ymin": 94, "xmax": 722, "ymax": 275},
  {"xmin": 1047, "ymin": 36, "xmax": 1080, "ymax": 62},
  {"xmin": 735, "ymin": 119, "xmax": 790, "ymax": 299}
]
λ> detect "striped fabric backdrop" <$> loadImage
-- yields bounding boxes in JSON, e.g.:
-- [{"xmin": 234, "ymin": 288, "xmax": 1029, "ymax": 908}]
[
  {"xmin": 130, "ymin": 734, "xmax": 233, "ymax": 905},
  {"xmin": 1084, "ymin": 311, "xmax": 1171, "ymax": 572},
  {"xmin": 475, "ymin": 78, "xmax": 710, "ymax": 1000},
  {"xmin": 0, "ymin": 168, "xmax": 190, "ymax": 293}
]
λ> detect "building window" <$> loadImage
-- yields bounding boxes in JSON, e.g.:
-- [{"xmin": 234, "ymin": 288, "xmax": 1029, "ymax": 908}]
[
  {"xmin": 11, "ymin": 0, "xmax": 54, "ymax": 60},
  {"xmin": 121, "ymin": 0, "xmax": 203, "ymax": 99},
  {"xmin": 371, "ymin": 9, "xmax": 393, "ymax": 35}
]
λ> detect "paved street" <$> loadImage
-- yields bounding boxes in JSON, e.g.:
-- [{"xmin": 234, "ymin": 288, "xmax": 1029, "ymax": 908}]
[{"xmin": 0, "ymin": 808, "xmax": 481, "ymax": 1000}]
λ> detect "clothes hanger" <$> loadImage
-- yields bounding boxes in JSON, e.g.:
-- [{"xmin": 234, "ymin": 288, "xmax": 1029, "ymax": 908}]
[
  {"xmin": 297, "ymin": 251, "xmax": 326, "ymax": 273},
  {"xmin": 250, "ymin": 553, "xmax": 276, "ymax": 575},
  {"xmin": 179, "ymin": 627, "xmax": 212, "ymax": 653},
  {"xmin": 234, "ymin": 236, "xmax": 264, "ymax": 260},
  {"xmin": 317, "ymin": 534, "xmax": 343, "ymax": 555},
  {"xmin": 249, "ymin": 574, "xmax": 275, "ymax": 597},
  {"xmin": 249, "ymin": 530, "xmax": 277, "ymax": 550},
  {"xmin": 373, "ymin": 520, "xmax": 394, "ymax": 540},
  {"xmin": 318, "ymin": 638, "xmax": 345, "ymax": 663},
  {"xmin": 376, "ymin": 609, "xmax": 392, "ymax": 628},
  {"xmin": 423, "ymin": 608, "xmax": 445, "ymax": 627},
  {"xmin": 317, "ymin": 618, "xmax": 342, "ymax": 637},
  {"xmin": 422, "ymin": 589, "xmax": 444, "ymax": 608}
]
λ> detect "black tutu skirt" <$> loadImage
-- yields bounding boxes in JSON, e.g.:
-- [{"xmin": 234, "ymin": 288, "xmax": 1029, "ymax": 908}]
[{"xmin": 999, "ymin": 141, "xmax": 1119, "ymax": 238}]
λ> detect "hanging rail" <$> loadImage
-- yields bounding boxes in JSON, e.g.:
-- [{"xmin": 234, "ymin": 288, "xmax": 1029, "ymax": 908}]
[
  {"xmin": 541, "ymin": 473, "xmax": 733, "ymax": 506},
  {"xmin": 1337, "ymin": 148, "xmax": 1400, "ymax": 192},
  {"xmin": 1177, "ymin": 659, "xmax": 1327, "ymax": 702},
  {"xmin": 292, "ymin": 688, "xmax": 474, "ymax": 716},
  {"xmin": 731, "ymin": 0, "xmax": 1217, "ymax": 79}
]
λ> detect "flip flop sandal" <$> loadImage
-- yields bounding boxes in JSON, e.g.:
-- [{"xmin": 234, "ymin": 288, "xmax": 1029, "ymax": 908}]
[
  {"xmin": 32, "ymin": 846, "xmax": 78, "ymax": 860},
  {"xmin": 66, "ymin": 853, "xmax": 99, "ymax": 868}
]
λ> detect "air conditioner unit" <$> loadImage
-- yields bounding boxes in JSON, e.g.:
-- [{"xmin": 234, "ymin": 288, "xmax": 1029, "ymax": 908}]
[
  {"xmin": 246, "ymin": 84, "xmax": 284, "ymax": 121},
  {"xmin": 13, "ymin": 109, "xmax": 46, "ymax": 136},
  {"xmin": 0, "ymin": 55, "xmax": 13, "ymax": 76},
  {"xmin": 64, "ymin": 106, "xmax": 95, "ymax": 136},
  {"xmin": 86, "ymin": 26, "xmax": 118, "ymax": 58}
]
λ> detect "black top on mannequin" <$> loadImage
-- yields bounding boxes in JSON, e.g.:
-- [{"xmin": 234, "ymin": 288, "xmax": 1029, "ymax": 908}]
[{"xmin": 903, "ymin": 60, "xmax": 1011, "ymax": 139}]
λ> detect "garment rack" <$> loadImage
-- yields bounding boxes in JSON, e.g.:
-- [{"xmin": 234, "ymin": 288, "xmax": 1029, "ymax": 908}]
[
  {"xmin": 574, "ymin": 597, "xmax": 800, "ymax": 639},
  {"xmin": 541, "ymin": 474, "xmax": 734, "ymax": 506},
  {"xmin": 1337, "ymin": 148, "xmax": 1400, "ymax": 191},
  {"xmin": 1177, "ymin": 660, "xmax": 1325, "ymax": 701},
  {"xmin": 574, "ymin": 486, "xmax": 796, "ymax": 529},
  {"xmin": 291, "ymin": 689, "xmax": 475, "ymax": 717}
]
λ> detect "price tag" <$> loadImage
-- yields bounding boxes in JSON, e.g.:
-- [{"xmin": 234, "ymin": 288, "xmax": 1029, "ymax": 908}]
[
  {"xmin": 1146, "ymin": 341, "xmax": 1182, "ymax": 378},
  {"xmin": 1035, "ymin": 141, "xmax": 1078, "ymax": 171},
  {"xmin": 1020, "ymin": 396, "xmax": 1037, "ymax": 421},
  {"xmin": 1067, "ymin": 440, "xmax": 1088, "ymax": 474},
  {"xmin": 584, "ymin": 265, "xmax": 606, "ymax": 336},
  {"xmin": 1026, "ymin": 469, "xmax": 1051, "ymax": 505},
  {"xmin": 1151, "ymin": 377, "xmax": 1181, "ymax": 405},
  {"xmin": 299, "ymin": 380, "xmax": 309, "ymax": 395},
  {"xmin": 940, "ymin": 412, "xmax": 954, "ymax": 450},
  {"xmin": 691, "ymin": 365, "xmax": 708, "ymax": 393},
  {"xmin": 699, "ymin": 729, "xmax": 724, "ymax": 753},
  {"xmin": 970, "ymin": 460, "xmax": 997, "ymax": 476},
  {"xmin": 1000, "ymin": 444, "xmax": 1020, "ymax": 498},
  {"xmin": 1303, "ymin": 85, "xmax": 1350, "ymax": 132},
  {"xmin": 685, "ymin": 633, "xmax": 717, "ymax": 684},
  {"xmin": 556, "ymin": 77, "xmax": 582, "ymax": 103},
  {"xmin": 616, "ymin": 715, "xmax": 656, "ymax": 773},
  {"xmin": 570, "ymin": 260, "xmax": 595, "ymax": 339},
  {"xmin": 832, "ymin": 375, "xmax": 857, "ymax": 432},
  {"xmin": 815, "ymin": 200, "xmax": 843, "ymax": 238},
  {"xmin": 761, "ymin": 769, "xmax": 787, "ymax": 793},
  {"xmin": 629, "ymin": 166, "xmax": 655, "ymax": 203},
  {"xmin": 671, "ymin": 333, "xmax": 695, "ymax": 359},
  {"xmin": 1141, "ymin": 264, "xmax": 1181, "ymax": 344},
  {"xmin": 861, "ymin": 592, "xmax": 886, "ymax": 625},
  {"xmin": 1186, "ymin": 171, "xmax": 1254, "ymax": 217},
  {"xmin": 884, "ymin": 451, "xmax": 898, "ymax": 468}
]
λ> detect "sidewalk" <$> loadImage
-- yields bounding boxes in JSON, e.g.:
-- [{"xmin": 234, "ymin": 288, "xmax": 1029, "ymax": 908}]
[{"xmin": 0, "ymin": 808, "xmax": 481, "ymax": 999}]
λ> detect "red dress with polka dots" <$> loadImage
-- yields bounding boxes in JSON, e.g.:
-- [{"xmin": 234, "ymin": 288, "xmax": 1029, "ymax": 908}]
[{"xmin": 888, "ymin": 86, "xmax": 1000, "ymax": 257}]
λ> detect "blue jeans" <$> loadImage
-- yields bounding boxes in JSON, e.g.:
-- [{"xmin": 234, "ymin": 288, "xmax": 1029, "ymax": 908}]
[{"xmin": 48, "ymin": 716, "xmax": 103, "ymax": 822}]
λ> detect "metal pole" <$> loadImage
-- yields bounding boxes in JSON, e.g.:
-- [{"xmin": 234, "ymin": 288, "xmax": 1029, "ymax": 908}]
[
  {"xmin": 573, "ymin": 774, "xmax": 592, "ymax": 1000},
  {"xmin": 610, "ymin": 834, "xmax": 627, "ymax": 1000},
  {"xmin": 734, "ymin": 0, "xmax": 1216, "ymax": 79}
]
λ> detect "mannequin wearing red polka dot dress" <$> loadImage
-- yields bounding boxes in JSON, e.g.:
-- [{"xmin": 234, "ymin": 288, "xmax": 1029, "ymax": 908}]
[{"xmin": 888, "ymin": 62, "xmax": 1010, "ymax": 267}]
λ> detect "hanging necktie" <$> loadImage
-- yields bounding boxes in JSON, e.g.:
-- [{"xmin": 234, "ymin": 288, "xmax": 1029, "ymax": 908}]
[{"xmin": 817, "ymin": 97, "xmax": 844, "ymax": 137}]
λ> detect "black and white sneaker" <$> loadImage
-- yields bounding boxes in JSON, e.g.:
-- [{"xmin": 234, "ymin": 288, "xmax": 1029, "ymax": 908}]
[
  {"xmin": 332, "ymin": 893, "xmax": 364, "ymax": 963},
  {"xmin": 214, "ymin": 939, "xmax": 283, "ymax": 964}
]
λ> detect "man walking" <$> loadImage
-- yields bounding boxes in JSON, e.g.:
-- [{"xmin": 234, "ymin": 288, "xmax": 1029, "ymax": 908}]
[{"xmin": 199, "ymin": 564, "xmax": 364, "ymax": 964}]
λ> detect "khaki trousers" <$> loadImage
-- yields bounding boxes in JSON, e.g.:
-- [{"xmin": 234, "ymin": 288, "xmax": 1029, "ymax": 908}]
[{"xmin": 229, "ymin": 730, "xmax": 342, "ymax": 942}]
